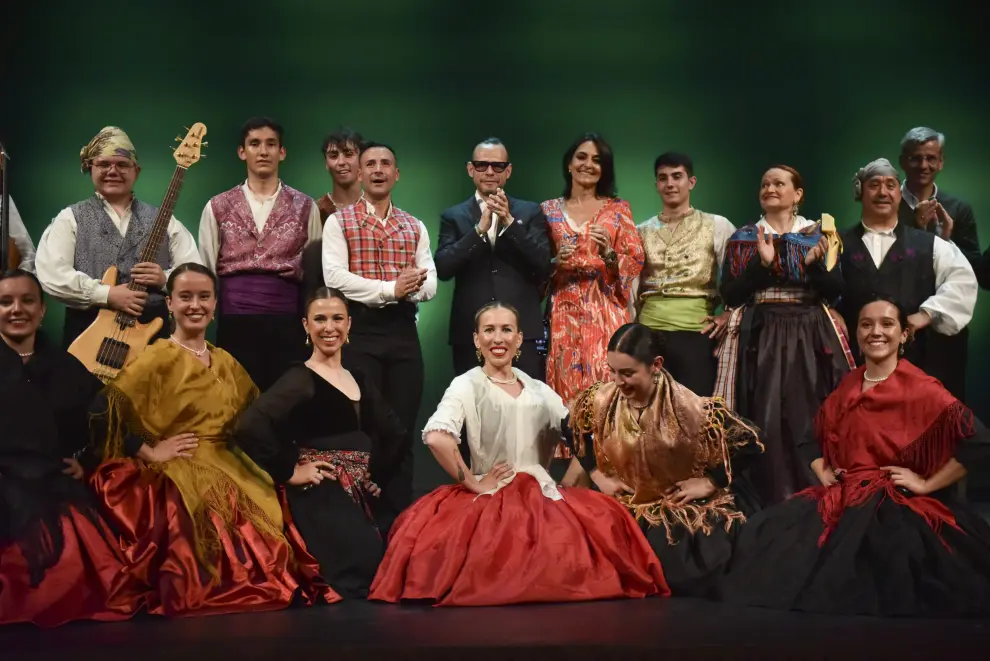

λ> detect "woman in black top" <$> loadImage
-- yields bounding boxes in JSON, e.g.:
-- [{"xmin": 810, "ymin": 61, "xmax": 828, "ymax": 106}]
[
  {"xmin": 0, "ymin": 269, "xmax": 139, "ymax": 626},
  {"xmin": 233, "ymin": 287, "xmax": 404, "ymax": 598}
]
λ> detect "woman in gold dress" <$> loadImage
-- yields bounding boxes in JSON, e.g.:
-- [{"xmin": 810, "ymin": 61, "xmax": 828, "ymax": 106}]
[
  {"xmin": 569, "ymin": 323, "xmax": 764, "ymax": 597},
  {"xmin": 90, "ymin": 263, "xmax": 338, "ymax": 617}
]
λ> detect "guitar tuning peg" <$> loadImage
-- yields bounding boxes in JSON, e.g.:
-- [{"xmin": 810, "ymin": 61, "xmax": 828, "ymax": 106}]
[
  {"xmin": 183, "ymin": 126, "xmax": 190, "ymax": 132},
  {"xmin": 201, "ymin": 141, "xmax": 209, "ymax": 147},
  {"xmin": 199, "ymin": 154, "xmax": 208, "ymax": 159},
  {"xmin": 175, "ymin": 136, "xmax": 183, "ymax": 142}
]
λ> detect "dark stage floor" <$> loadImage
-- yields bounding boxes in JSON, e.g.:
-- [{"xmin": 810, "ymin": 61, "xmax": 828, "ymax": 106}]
[{"xmin": 3, "ymin": 598, "xmax": 989, "ymax": 661}]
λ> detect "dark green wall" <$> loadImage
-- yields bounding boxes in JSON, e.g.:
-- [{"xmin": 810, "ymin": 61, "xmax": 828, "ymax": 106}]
[{"xmin": 4, "ymin": 0, "xmax": 987, "ymax": 492}]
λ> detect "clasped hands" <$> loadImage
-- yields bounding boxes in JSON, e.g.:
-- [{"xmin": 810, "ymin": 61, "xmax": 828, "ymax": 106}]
[
  {"xmin": 914, "ymin": 199, "xmax": 954, "ymax": 240},
  {"xmin": 557, "ymin": 225, "xmax": 613, "ymax": 263},
  {"xmin": 756, "ymin": 229, "xmax": 829, "ymax": 268}
]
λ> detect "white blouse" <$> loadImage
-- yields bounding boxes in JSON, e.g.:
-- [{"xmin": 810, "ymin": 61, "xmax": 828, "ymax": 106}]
[{"xmin": 423, "ymin": 367, "xmax": 569, "ymax": 501}]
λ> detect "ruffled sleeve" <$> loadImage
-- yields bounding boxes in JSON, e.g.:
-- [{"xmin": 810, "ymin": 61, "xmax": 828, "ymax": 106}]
[{"xmin": 422, "ymin": 373, "xmax": 475, "ymax": 444}]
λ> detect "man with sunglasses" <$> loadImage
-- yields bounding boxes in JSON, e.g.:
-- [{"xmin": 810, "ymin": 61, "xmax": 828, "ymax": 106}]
[
  {"xmin": 435, "ymin": 137, "xmax": 552, "ymax": 378},
  {"xmin": 35, "ymin": 126, "xmax": 200, "ymax": 347}
]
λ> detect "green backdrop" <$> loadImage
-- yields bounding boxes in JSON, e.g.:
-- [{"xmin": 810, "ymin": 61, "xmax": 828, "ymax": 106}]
[{"xmin": 4, "ymin": 0, "xmax": 987, "ymax": 492}]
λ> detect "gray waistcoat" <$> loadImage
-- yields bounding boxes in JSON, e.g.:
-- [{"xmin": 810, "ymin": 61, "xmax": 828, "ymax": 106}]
[{"xmin": 71, "ymin": 195, "xmax": 172, "ymax": 306}]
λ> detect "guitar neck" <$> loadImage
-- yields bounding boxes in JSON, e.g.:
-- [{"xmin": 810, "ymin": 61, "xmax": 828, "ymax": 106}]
[{"xmin": 130, "ymin": 165, "xmax": 187, "ymax": 291}]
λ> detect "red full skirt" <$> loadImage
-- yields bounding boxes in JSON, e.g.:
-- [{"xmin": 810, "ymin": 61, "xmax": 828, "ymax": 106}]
[
  {"xmin": 0, "ymin": 507, "xmax": 140, "ymax": 627},
  {"xmin": 369, "ymin": 473, "xmax": 669, "ymax": 606},
  {"xmin": 91, "ymin": 459, "xmax": 339, "ymax": 618}
]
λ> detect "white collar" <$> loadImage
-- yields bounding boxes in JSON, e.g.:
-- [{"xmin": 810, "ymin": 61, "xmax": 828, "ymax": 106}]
[
  {"xmin": 861, "ymin": 220, "xmax": 897, "ymax": 236},
  {"xmin": 900, "ymin": 181, "xmax": 938, "ymax": 210}
]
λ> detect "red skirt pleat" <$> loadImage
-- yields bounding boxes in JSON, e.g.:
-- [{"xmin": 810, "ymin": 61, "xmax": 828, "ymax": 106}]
[
  {"xmin": 0, "ymin": 507, "xmax": 141, "ymax": 627},
  {"xmin": 369, "ymin": 473, "xmax": 670, "ymax": 606},
  {"xmin": 91, "ymin": 459, "xmax": 339, "ymax": 618}
]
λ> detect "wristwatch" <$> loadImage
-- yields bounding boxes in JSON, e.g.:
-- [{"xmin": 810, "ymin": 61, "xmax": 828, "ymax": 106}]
[{"xmin": 603, "ymin": 248, "xmax": 618, "ymax": 265}]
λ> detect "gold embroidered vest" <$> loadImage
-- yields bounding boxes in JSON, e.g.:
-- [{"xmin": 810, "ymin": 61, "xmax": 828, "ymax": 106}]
[{"xmin": 638, "ymin": 210, "xmax": 719, "ymax": 301}]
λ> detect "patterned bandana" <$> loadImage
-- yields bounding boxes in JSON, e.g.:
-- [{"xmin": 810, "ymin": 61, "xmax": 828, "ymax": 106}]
[
  {"xmin": 80, "ymin": 126, "xmax": 138, "ymax": 173},
  {"xmin": 853, "ymin": 157, "xmax": 899, "ymax": 201}
]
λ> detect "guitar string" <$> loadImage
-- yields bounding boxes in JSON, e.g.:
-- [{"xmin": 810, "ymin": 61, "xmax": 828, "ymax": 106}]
[{"xmin": 93, "ymin": 163, "xmax": 188, "ymax": 380}]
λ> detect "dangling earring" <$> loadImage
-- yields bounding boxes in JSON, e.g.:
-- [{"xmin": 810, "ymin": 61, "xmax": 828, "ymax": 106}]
[
  {"xmin": 898, "ymin": 343, "xmax": 905, "ymax": 357},
  {"xmin": 345, "ymin": 335, "xmax": 350, "ymax": 344},
  {"xmin": 514, "ymin": 348, "xmax": 522, "ymax": 361},
  {"xmin": 653, "ymin": 372, "xmax": 660, "ymax": 384},
  {"xmin": 476, "ymin": 349, "xmax": 483, "ymax": 363},
  {"xmin": 305, "ymin": 334, "xmax": 311, "ymax": 345},
  {"xmin": 791, "ymin": 204, "xmax": 799, "ymax": 218},
  {"xmin": 168, "ymin": 311, "xmax": 175, "ymax": 333}
]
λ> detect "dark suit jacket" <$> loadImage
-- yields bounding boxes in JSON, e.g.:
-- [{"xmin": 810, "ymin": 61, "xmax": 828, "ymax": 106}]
[
  {"xmin": 435, "ymin": 195, "xmax": 552, "ymax": 346},
  {"xmin": 899, "ymin": 189, "xmax": 980, "ymax": 267}
]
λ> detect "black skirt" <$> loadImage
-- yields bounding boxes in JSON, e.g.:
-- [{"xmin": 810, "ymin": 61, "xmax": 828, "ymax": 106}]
[
  {"xmin": 719, "ymin": 491, "xmax": 990, "ymax": 617},
  {"xmin": 735, "ymin": 304, "xmax": 849, "ymax": 505}
]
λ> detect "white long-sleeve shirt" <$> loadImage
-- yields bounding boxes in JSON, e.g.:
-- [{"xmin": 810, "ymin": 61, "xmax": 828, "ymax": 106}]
[
  {"xmin": 34, "ymin": 194, "xmax": 201, "ymax": 309},
  {"xmin": 3, "ymin": 197, "xmax": 36, "ymax": 273},
  {"xmin": 197, "ymin": 180, "xmax": 323, "ymax": 273},
  {"xmin": 321, "ymin": 200, "xmax": 437, "ymax": 307},
  {"xmin": 859, "ymin": 221, "xmax": 977, "ymax": 335}
]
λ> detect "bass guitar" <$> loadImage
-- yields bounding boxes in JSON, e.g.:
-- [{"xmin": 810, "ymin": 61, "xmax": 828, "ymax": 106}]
[{"xmin": 68, "ymin": 123, "xmax": 206, "ymax": 382}]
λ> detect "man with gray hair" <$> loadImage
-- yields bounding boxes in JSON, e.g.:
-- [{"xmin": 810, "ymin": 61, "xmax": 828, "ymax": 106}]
[
  {"xmin": 838, "ymin": 157, "xmax": 976, "ymax": 401},
  {"xmin": 898, "ymin": 126, "xmax": 980, "ymax": 268}
]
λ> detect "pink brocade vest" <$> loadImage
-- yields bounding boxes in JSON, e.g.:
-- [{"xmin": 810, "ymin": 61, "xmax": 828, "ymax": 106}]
[
  {"xmin": 212, "ymin": 184, "xmax": 313, "ymax": 281},
  {"xmin": 336, "ymin": 200, "xmax": 421, "ymax": 280}
]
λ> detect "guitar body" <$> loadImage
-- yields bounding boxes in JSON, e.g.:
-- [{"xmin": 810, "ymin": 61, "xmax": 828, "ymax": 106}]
[{"xmin": 67, "ymin": 266, "xmax": 164, "ymax": 382}]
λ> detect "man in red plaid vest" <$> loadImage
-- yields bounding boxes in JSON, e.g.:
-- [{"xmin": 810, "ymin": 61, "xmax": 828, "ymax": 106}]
[{"xmin": 322, "ymin": 141, "xmax": 436, "ymax": 534}]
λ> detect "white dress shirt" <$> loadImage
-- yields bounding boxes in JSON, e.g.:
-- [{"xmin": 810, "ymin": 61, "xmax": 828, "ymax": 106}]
[
  {"xmin": 35, "ymin": 194, "xmax": 201, "ymax": 309},
  {"xmin": 321, "ymin": 199, "xmax": 438, "ymax": 307},
  {"xmin": 198, "ymin": 181, "xmax": 323, "ymax": 272},
  {"xmin": 3, "ymin": 197, "xmax": 37, "ymax": 272},
  {"xmin": 859, "ymin": 221, "xmax": 976, "ymax": 335}
]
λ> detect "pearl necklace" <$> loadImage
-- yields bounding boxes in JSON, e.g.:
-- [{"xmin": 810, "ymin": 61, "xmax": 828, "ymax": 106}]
[
  {"xmin": 18, "ymin": 351, "xmax": 34, "ymax": 358},
  {"xmin": 169, "ymin": 335, "xmax": 208, "ymax": 357},
  {"xmin": 485, "ymin": 371, "xmax": 518, "ymax": 385},
  {"xmin": 863, "ymin": 371, "xmax": 893, "ymax": 383}
]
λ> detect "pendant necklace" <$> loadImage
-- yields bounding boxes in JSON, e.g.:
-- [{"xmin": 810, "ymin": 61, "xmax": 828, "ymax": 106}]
[
  {"xmin": 485, "ymin": 371, "xmax": 518, "ymax": 385},
  {"xmin": 170, "ymin": 335, "xmax": 208, "ymax": 357}
]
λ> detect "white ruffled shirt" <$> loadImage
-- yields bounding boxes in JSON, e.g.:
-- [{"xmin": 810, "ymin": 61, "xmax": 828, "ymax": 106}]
[{"xmin": 423, "ymin": 367, "xmax": 569, "ymax": 501}]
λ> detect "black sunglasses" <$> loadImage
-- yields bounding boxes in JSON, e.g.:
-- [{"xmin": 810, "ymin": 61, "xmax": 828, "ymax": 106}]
[{"xmin": 470, "ymin": 160, "xmax": 510, "ymax": 173}]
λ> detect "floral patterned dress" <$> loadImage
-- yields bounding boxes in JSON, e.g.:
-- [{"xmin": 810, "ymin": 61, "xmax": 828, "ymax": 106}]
[{"xmin": 542, "ymin": 197, "xmax": 644, "ymax": 423}]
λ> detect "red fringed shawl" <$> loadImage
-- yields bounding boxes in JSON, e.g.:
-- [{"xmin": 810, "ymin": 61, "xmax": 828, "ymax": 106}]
[{"xmin": 801, "ymin": 360, "xmax": 974, "ymax": 546}]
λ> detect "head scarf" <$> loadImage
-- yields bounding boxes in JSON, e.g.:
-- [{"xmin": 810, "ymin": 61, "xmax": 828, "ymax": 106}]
[
  {"xmin": 853, "ymin": 157, "xmax": 899, "ymax": 201},
  {"xmin": 79, "ymin": 126, "xmax": 138, "ymax": 173}
]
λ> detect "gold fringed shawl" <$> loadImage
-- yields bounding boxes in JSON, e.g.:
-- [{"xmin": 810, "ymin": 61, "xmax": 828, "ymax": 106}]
[
  {"xmin": 570, "ymin": 371, "xmax": 762, "ymax": 543},
  {"xmin": 98, "ymin": 341, "xmax": 285, "ymax": 576}
]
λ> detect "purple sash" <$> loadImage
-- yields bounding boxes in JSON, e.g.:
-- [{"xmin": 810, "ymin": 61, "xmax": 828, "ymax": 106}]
[{"xmin": 219, "ymin": 274, "xmax": 300, "ymax": 315}]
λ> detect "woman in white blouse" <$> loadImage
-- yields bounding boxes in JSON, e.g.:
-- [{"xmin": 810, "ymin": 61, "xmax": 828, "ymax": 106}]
[{"xmin": 369, "ymin": 301, "xmax": 668, "ymax": 606}]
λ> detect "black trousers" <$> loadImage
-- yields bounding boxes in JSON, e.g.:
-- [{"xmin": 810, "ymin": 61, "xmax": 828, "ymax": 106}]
[
  {"xmin": 451, "ymin": 339, "xmax": 544, "ymax": 381},
  {"xmin": 662, "ymin": 330, "xmax": 718, "ymax": 397},
  {"xmin": 216, "ymin": 313, "xmax": 307, "ymax": 392},
  {"xmin": 342, "ymin": 319, "xmax": 423, "ymax": 537},
  {"xmin": 62, "ymin": 301, "xmax": 169, "ymax": 350}
]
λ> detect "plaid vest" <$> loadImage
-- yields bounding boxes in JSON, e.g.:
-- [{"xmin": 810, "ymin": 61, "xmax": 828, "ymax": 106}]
[
  {"xmin": 336, "ymin": 199, "xmax": 421, "ymax": 280},
  {"xmin": 212, "ymin": 183, "xmax": 312, "ymax": 281}
]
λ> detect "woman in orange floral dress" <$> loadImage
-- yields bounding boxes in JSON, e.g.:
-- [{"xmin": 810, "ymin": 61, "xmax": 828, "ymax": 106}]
[{"xmin": 542, "ymin": 133, "xmax": 644, "ymax": 476}]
